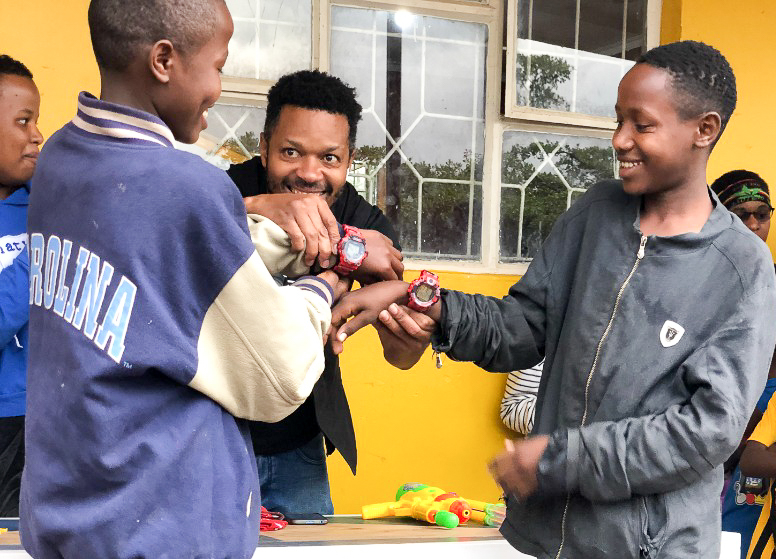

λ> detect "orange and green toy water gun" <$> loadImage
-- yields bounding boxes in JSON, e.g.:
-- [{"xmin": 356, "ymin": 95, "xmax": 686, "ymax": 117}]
[
  {"xmin": 465, "ymin": 497, "xmax": 506, "ymax": 527},
  {"xmin": 361, "ymin": 483, "xmax": 505, "ymax": 529}
]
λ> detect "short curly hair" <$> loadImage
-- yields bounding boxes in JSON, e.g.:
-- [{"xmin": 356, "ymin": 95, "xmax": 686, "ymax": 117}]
[
  {"xmin": 638, "ymin": 41, "xmax": 737, "ymax": 139},
  {"xmin": 88, "ymin": 0, "xmax": 222, "ymax": 72},
  {"xmin": 264, "ymin": 70, "xmax": 362, "ymax": 151},
  {"xmin": 0, "ymin": 55, "xmax": 33, "ymax": 80}
]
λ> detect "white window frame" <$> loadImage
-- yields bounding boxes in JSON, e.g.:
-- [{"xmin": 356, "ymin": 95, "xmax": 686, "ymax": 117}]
[
  {"xmin": 503, "ymin": 0, "xmax": 663, "ymax": 128},
  {"xmin": 215, "ymin": 0, "xmax": 662, "ymax": 275}
]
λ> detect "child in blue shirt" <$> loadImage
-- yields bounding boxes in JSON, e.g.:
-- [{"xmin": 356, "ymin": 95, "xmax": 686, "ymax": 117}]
[{"xmin": 0, "ymin": 54, "xmax": 42, "ymax": 517}]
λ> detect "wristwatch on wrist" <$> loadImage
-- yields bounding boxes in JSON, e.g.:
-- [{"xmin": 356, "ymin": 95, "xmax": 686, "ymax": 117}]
[
  {"xmin": 333, "ymin": 224, "xmax": 368, "ymax": 275},
  {"xmin": 407, "ymin": 270, "xmax": 440, "ymax": 313}
]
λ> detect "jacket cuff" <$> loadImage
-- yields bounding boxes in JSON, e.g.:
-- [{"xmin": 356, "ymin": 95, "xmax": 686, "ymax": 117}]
[
  {"xmin": 536, "ymin": 429, "xmax": 576, "ymax": 497},
  {"xmin": 294, "ymin": 276, "xmax": 334, "ymax": 307},
  {"xmin": 430, "ymin": 289, "xmax": 457, "ymax": 352}
]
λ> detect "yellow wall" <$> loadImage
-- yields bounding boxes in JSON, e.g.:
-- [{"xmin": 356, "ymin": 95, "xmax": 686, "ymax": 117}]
[
  {"xmin": 670, "ymin": 0, "xmax": 776, "ymax": 257},
  {"xmin": 330, "ymin": 271, "xmax": 519, "ymax": 511},
  {"xmin": 0, "ymin": 1, "xmax": 99, "ymax": 141},
  {"xmin": 659, "ymin": 0, "xmax": 682, "ymax": 44}
]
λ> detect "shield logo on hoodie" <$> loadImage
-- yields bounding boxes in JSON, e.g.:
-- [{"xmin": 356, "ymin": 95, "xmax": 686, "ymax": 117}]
[{"xmin": 660, "ymin": 320, "xmax": 685, "ymax": 348}]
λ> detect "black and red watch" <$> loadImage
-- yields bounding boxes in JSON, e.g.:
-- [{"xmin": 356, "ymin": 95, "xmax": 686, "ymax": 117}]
[
  {"xmin": 407, "ymin": 270, "xmax": 440, "ymax": 313},
  {"xmin": 333, "ymin": 224, "xmax": 368, "ymax": 275}
]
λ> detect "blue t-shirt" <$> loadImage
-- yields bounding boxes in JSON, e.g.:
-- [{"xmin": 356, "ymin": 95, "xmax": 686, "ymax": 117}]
[
  {"xmin": 0, "ymin": 185, "xmax": 29, "ymax": 418},
  {"xmin": 721, "ymin": 377, "xmax": 776, "ymax": 558}
]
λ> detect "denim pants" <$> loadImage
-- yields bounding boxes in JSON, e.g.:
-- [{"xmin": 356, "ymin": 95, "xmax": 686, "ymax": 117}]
[{"xmin": 256, "ymin": 432, "xmax": 334, "ymax": 515}]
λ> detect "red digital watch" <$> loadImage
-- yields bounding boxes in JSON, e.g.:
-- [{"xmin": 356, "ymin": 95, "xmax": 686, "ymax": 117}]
[
  {"xmin": 333, "ymin": 224, "xmax": 368, "ymax": 275},
  {"xmin": 407, "ymin": 270, "xmax": 440, "ymax": 313}
]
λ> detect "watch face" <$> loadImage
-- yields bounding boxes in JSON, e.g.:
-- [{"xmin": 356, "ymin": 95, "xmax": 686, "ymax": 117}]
[
  {"xmin": 415, "ymin": 283, "xmax": 435, "ymax": 303},
  {"xmin": 343, "ymin": 239, "xmax": 366, "ymax": 262}
]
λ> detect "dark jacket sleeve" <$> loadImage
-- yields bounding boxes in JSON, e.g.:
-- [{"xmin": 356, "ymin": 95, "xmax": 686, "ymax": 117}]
[
  {"xmin": 536, "ymin": 281, "xmax": 776, "ymax": 502},
  {"xmin": 429, "ymin": 212, "xmax": 567, "ymax": 372}
]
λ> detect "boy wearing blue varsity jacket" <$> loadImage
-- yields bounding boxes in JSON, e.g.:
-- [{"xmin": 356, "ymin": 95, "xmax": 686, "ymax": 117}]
[{"xmin": 21, "ymin": 1, "xmax": 348, "ymax": 558}]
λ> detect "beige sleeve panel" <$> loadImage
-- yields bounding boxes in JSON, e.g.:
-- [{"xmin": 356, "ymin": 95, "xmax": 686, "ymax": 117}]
[
  {"xmin": 190, "ymin": 251, "xmax": 332, "ymax": 422},
  {"xmin": 246, "ymin": 214, "xmax": 310, "ymax": 278}
]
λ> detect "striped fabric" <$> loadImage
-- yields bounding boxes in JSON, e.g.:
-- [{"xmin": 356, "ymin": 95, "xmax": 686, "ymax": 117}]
[
  {"xmin": 500, "ymin": 360, "xmax": 544, "ymax": 435},
  {"xmin": 294, "ymin": 276, "xmax": 334, "ymax": 307},
  {"xmin": 71, "ymin": 92, "xmax": 175, "ymax": 148}
]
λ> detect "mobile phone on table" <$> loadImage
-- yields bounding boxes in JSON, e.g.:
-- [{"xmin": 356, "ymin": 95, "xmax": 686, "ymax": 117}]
[{"xmin": 283, "ymin": 513, "xmax": 328, "ymax": 525}]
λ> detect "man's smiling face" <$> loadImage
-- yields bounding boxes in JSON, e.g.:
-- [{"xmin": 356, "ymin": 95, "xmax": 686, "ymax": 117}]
[{"xmin": 260, "ymin": 105, "xmax": 353, "ymax": 207}]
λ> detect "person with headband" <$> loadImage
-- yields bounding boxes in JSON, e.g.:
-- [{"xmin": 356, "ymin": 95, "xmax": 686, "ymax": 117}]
[
  {"xmin": 712, "ymin": 170, "xmax": 773, "ymax": 243},
  {"xmin": 712, "ymin": 169, "xmax": 776, "ymax": 558}
]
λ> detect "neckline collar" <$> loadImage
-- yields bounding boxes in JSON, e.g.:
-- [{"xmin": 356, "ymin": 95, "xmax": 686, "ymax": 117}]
[
  {"xmin": 630, "ymin": 187, "xmax": 734, "ymax": 255},
  {"xmin": 71, "ymin": 92, "xmax": 175, "ymax": 148},
  {"xmin": 0, "ymin": 184, "xmax": 30, "ymax": 206}
]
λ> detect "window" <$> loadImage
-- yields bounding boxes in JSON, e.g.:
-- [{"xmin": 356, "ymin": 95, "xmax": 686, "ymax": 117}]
[
  {"xmin": 181, "ymin": 99, "xmax": 266, "ymax": 169},
  {"xmin": 195, "ymin": 0, "xmax": 660, "ymax": 273},
  {"xmin": 506, "ymin": 0, "xmax": 653, "ymax": 124},
  {"xmin": 498, "ymin": 0, "xmax": 661, "ymax": 271},
  {"xmin": 500, "ymin": 130, "xmax": 615, "ymax": 261},
  {"xmin": 223, "ymin": 0, "xmax": 312, "ymax": 82},
  {"xmin": 329, "ymin": 7, "xmax": 487, "ymax": 259}
]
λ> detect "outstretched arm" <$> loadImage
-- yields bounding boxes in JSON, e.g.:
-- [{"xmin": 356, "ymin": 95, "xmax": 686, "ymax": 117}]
[
  {"xmin": 245, "ymin": 195, "xmax": 403, "ymax": 283},
  {"xmin": 328, "ymin": 280, "xmax": 442, "ymax": 355}
]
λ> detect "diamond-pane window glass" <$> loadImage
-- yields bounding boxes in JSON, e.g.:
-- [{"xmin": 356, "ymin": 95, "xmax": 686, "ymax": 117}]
[
  {"xmin": 331, "ymin": 7, "xmax": 487, "ymax": 260},
  {"xmin": 500, "ymin": 131, "xmax": 616, "ymax": 261},
  {"xmin": 180, "ymin": 103, "xmax": 266, "ymax": 169},
  {"xmin": 515, "ymin": 0, "xmax": 647, "ymax": 118},
  {"xmin": 223, "ymin": 0, "xmax": 312, "ymax": 81}
]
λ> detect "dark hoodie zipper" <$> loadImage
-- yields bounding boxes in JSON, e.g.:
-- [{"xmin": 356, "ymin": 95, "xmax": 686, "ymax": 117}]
[{"xmin": 553, "ymin": 234, "xmax": 647, "ymax": 559}]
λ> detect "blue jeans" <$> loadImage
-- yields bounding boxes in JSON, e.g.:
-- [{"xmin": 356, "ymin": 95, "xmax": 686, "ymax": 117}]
[{"xmin": 256, "ymin": 433, "xmax": 334, "ymax": 515}]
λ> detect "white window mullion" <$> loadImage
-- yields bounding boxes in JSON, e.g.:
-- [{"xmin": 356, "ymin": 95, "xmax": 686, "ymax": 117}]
[
  {"xmin": 480, "ymin": 12, "xmax": 502, "ymax": 269},
  {"xmin": 319, "ymin": 0, "xmax": 332, "ymax": 71}
]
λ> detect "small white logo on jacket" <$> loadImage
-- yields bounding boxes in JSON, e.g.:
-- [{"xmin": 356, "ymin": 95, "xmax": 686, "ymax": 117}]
[{"xmin": 660, "ymin": 321, "xmax": 685, "ymax": 348}]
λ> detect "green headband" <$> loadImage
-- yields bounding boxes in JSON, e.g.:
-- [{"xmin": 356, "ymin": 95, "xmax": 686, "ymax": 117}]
[{"xmin": 718, "ymin": 180, "xmax": 772, "ymax": 209}]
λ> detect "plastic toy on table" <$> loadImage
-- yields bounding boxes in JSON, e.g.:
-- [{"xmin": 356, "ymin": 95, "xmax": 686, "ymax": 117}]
[{"xmin": 361, "ymin": 483, "xmax": 505, "ymax": 529}]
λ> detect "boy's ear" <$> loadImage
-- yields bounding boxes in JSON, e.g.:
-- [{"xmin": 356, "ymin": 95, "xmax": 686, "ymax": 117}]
[
  {"xmin": 149, "ymin": 40, "xmax": 176, "ymax": 84},
  {"xmin": 259, "ymin": 133, "xmax": 268, "ymax": 167},
  {"xmin": 694, "ymin": 111, "xmax": 722, "ymax": 149}
]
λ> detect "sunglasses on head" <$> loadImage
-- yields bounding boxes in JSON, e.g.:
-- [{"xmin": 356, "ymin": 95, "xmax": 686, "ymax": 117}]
[{"xmin": 731, "ymin": 205, "xmax": 773, "ymax": 224}]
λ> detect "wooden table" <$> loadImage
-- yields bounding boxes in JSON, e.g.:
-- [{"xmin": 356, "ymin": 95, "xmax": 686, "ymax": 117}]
[
  {"xmin": 0, "ymin": 516, "xmax": 518, "ymax": 558},
  {"xmin": 0, "ymin": 516, "xmax": 741, "ymax": 558}
]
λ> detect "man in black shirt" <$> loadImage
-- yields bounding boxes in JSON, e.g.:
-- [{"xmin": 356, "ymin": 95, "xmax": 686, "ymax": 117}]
[{"xmin": 227, "ymin": 70, "xmax": 402, "ymax": 514}]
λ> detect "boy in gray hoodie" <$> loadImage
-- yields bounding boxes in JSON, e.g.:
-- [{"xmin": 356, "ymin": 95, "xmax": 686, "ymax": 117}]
[{"xmin": 328, "ymin": 41, "xmax": 776, "ymax": 558}]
